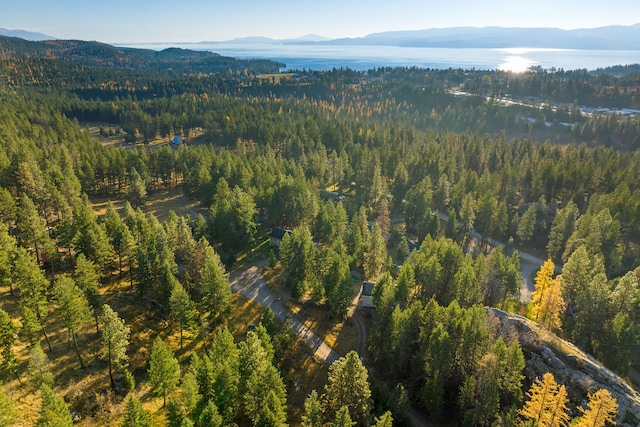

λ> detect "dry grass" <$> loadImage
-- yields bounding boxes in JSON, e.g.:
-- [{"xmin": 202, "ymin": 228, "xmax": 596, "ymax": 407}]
[
  {"xmin": 255, "ymin": 73, "xmax": 296, "ymax": 83},
  {"xmin": 1, "ymin": 264, "xmax": 331, "ymax": 426},
  {"xmin": 83, "ymin": 122, "xmax": 205, "ymax": 150},
  {"xmin": 90, "ymin": 187, "xmax": 201, "ymax": 222}
]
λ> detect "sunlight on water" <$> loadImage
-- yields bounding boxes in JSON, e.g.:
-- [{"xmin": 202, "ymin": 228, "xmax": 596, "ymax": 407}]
[
  {"xmin": 122, "ymin": 43, "xmax": 640, "ymax": 72},
  {"xmin": 498, "ymin": 55, "xmax": 536, "ymax": 72}
]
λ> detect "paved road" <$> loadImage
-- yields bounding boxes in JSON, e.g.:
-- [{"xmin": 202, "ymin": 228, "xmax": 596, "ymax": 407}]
[{"xmin": 229, "ymin": 261, "xmax": 341, "ymax": 365}]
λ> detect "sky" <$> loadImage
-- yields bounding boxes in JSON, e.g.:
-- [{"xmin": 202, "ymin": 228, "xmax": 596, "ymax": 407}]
[{"xmin": 1, "ymin": 0, "xmax": 640, "ymax": 44}]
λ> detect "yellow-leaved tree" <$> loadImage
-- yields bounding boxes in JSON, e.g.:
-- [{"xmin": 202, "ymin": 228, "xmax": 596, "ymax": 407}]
[
  {"xmin": 519, "ymin": 372, "xmax": 570, "ymax": 427},
  {"xmin": 573, "ymin": 389, "xmax": 618, "ymax": 427},
  {"xmin": 530, "ymin": 259, "xmax": 565, "ymax": 332}
]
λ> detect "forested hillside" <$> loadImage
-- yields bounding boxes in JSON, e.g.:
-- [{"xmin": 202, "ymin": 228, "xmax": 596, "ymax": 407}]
[{"xmin": 0, "ymin": 38, "xmax": 639, "ymax": 426}]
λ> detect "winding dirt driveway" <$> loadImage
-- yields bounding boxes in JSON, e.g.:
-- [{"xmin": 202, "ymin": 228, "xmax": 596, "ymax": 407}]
[{"xmin": 229, "ymin": 260, "xmax": 341, "ymax": 364}]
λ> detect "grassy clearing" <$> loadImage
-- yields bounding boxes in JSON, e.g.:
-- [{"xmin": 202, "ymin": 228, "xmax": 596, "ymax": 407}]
[
  {"xmin": 255, "ymin": 73, "xmax": 296, "ymax": 83},
  {"xmin": 90, "ymin": 187, "xmax": 201, "ymax": 222},
  {"xmin": 84, "ymin": 122, "xmax": 205, "ymax": 150}
]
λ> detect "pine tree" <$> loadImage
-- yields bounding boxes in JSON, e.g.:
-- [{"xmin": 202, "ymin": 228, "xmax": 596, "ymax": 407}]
[
  {"xmin": 54, "ymin": 276, "xmax": 92, "ymax": 368},
  {"xmin": 324, "ymin": 256, "xmax": 354, "ymax": 320},
  {"xmin": 37, "ymin": 385, "xmax": 73, "ymax": 427},
  {"xmin": 21, "ymin": 306, "xmax": 41, "ymax": 347},
  {"xmin": 546, "ymin": 201, "xmax": 579, "ymax": 263},
  {"xmin": 0, "ymin": 309, "xmax": 17, "ymax": 376},
  {"xmin": 207, "ymin": 328, "xmax": 240, "ymax": 422},
  {"xmin": 169, "ymin": 281, "xmax": 199, "ymax": 350},
  {"xmin": 127, "ymin": 168, "xmax": 147, "ymax": 208},
  {"xmin": 259, "ymin": 389, "xmax": 289, "ymax": 427},
  {"xmin": 148, "ymin": 337, "xmax": 180, "ymax": 407},
  {"xmin": 397, "ymin": 236, "xmax": 410, "ymax": 262},
  {"xmin": 121, "ymin": 226, "xmax": 138, "ymax": 290},
  {"xmin": 459, "ymin": 194, "xmax": 475, "ymax": 251},
  {"xmin": 198, "ymin": 246, "xmax": 231, "ymax": 326},
  {"xmin": 198, "ymin": 400, "xmax": 223, "ymax": 427},
  {"xmin": 519, "ymin": 372, "xmax": 570, "ymax": 427},
  {"xmin": 281, "ymin": 227, "xmax": 318, "ymax": 299},
  {"xmin": 574, "ymin": 389, "xmax": 618, "ymax": 427},
  {"xmin": 27, "ymin": 345, "xmax": 54, "ymax": 389},
  {"xmin": 74, "ymin": 253, "xmax": 102, "ymax": 333},
  {"xmin": 302, "ymin": 390, "xmax": 323, "ymax": 427},
  {"xmin": 364, "ymin": 223, "xmax": 387, "ymax": 280},
  {"xmin": 239, "ymin": 332, "xmax": 287, "ymax": 426},
  {"xmin": 180, "ymin": 366, "xmax": 200, "ymax": 417},
  {"xmin": 13, "ymin": 246, "xmax": 52, "ymax": 350},
  {"xmin": 99, "ymin": 305, "xmax": 130, "ymax": 391},
  {"xmin": 166, "ymin": 399, "xmax": 187, "ymax": 427},
  {"xmin": 518, "ymin": 205, "xmax": 537, "ymax": 244},
  {"xmin": 373, "ymin": 411, "xmax": 393, "ymax": 427},
  {"xmin": 15, "ymin": 194, "xmax": 49, "ymax": 267},
  {"xmin": 0, "ymin": 382, "xmax": 16, "ymax": 426},
  {"xmin": 120, "ymin": 394, "xmax": 150, "ymax": 427},
  {"xmin": 0, "ymin": 223, "xmax": 16, "ymax": 296},
  {"xmin": 331, "ymin": 406, "xmax": 356, "ymax": 427},
  {"xmin": 322, "ymin": 351, "xmax": 372, "ymax": 426}
]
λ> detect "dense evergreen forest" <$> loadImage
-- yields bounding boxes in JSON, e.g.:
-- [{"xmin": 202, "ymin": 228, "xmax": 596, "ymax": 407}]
[{"xmin": 0, "ymin": 36, "xmax": 639, "ymax": 426}]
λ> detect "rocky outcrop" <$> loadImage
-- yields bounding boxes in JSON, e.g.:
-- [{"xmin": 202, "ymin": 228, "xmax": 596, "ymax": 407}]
[{"xmin": 488, "ymin": 308, "xmax": 640, "ymax": 426}]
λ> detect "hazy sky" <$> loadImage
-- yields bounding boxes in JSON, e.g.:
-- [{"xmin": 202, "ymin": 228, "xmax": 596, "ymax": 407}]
[{"xmin": 2, "ymin": 0, "xmax": 640, "ymax": 43}]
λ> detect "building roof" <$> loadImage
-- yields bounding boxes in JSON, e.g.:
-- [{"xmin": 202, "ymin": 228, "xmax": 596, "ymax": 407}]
[
  {"xmin": 362, "ymin": 281, "xmax": 375, "ymax": 297},
  {"xmin": 270, "ymin": 228, "xmax": 292, "ymax": 240},
  {"xmin": 171, "ymin": 136, "xmax": 182, "ymax": 145}
]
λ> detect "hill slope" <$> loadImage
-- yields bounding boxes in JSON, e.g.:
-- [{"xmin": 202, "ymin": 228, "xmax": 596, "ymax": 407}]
[
  {"xmin": 489, "ymin": 308, "xmax": 640, "ymax": 425},
  {"xmin": 0, "ymin": 36, "xmax": 283, "ymax": 74}
]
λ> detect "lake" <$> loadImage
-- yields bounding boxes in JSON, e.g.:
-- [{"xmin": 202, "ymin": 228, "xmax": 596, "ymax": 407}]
[{"xmin": 123, "ymin": 42, "xmax": 640, "ymax": 72}]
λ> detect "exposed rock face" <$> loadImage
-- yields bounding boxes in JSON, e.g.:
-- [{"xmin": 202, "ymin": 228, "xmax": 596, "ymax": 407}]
[{"xmin": 487, "ymin": 308, "xmax": 640, "ymax": 426}]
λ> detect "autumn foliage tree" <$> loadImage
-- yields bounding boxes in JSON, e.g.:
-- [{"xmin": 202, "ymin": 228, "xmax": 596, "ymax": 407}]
[
  {"xmin": 574, "ymin": 389, "xmax": 618, "ymax": 427},
  {"xmin": 519, "ymin": 372, "xmax": 570, "ymax": 427},
  {"xmin": 530, "ymin": 259, "xmax": 564, "ymax": 332}
]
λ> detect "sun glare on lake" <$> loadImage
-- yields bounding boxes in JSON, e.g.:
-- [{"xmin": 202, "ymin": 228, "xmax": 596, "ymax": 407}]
[{"xmin": 498, "ymin": 55, "xmax": 536, "ymax": 73}]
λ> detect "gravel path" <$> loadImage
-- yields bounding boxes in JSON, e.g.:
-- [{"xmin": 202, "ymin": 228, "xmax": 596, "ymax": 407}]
[{"xmin": 229, "ymin": 261, "xmax": 341, "ymax": 364}]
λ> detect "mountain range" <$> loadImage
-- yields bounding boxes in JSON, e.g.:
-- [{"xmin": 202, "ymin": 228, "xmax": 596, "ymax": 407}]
[
  {"xmin": 0, "ymin": 27, "xmax": 56, "ymax": 41},
  {"xmin": 213, "ymin": 24, "xmax": 640, "ymax": 50},
  {"xmin": 4, "ymin": 24, "xmax": 640, "ymax": 50}
]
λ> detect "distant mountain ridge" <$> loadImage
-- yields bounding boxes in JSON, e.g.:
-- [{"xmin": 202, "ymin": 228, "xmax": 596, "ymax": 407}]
[
  {"xmin": 206, "ymin": 24, "xmax": 640, "ymax": 50},
  {"xmin": 202, "ymin": 33, "xmax": 331, "ymax": 44},
  {"xmin": 311, "ymin": 25, "xmax": 640, "ymax": 50},
  {"xmin": 0, "ymin": 28, "xmax": 55, "ymax": 41}
]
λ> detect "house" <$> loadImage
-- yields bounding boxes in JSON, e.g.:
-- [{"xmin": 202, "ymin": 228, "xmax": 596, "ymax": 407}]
[
  {"xmin": 270, "ymin": 228, "xmax": 292, "ymax": 248},
  {"xmin": 170, "ymin": 135, "xmax": 183, "ymax": 147},
  {"xmin": 359, "ymin": 281, "xmax": 376, "ymax": 312}
]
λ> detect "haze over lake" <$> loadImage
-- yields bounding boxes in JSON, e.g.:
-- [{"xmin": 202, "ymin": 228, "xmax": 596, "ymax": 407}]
[{"xmin": 123, "ymin": 43, "xmax": 640, "ymax": 72}]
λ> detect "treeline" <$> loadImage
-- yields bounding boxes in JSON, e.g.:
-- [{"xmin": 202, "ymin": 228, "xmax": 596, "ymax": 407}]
[
  {"xmin": 4, "ymin": 54, "xmax": 639, "ymax": 148},
  {"xmin": 462, "ymin": 67, "xmax": 640, "ymax": 109},
  {"xmin": 2, "ymin": 76, "xmax": 640, "ymax": 272}
]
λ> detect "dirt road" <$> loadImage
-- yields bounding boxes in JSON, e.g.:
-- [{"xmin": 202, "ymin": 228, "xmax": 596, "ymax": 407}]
[{"xmin": 229, "ymin": 261, "xmax": 341, "ymax": 364}]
